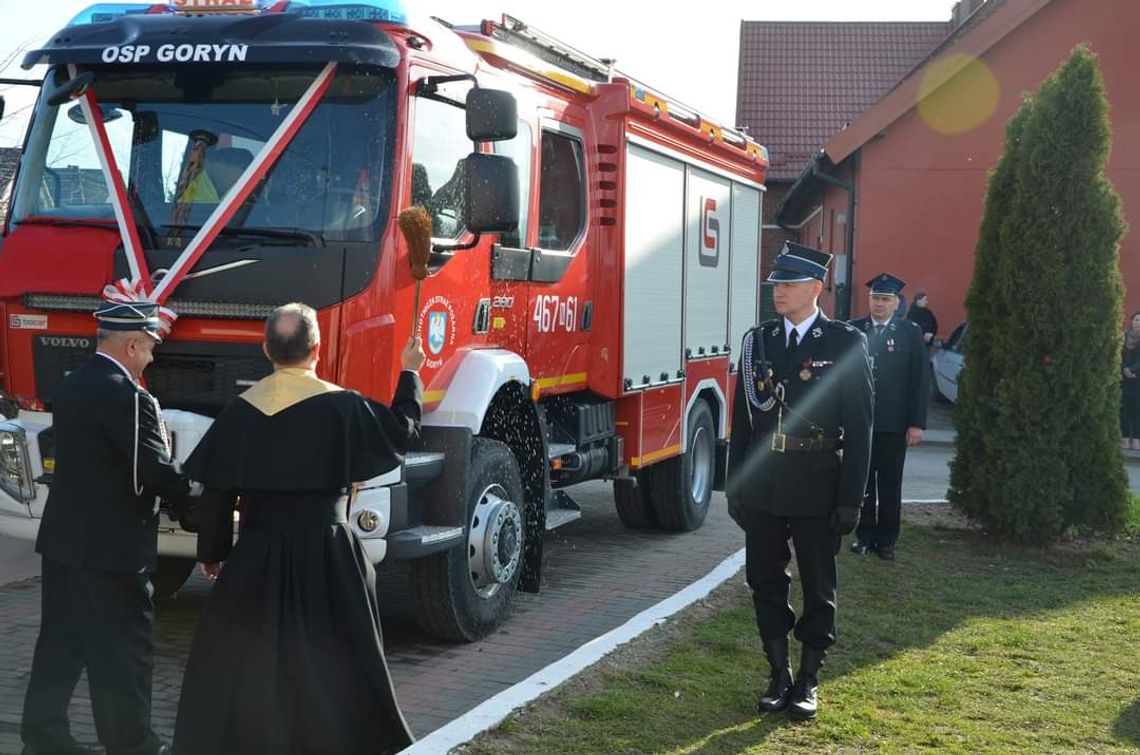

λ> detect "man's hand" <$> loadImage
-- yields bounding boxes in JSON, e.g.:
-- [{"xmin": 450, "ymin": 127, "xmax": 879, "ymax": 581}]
[
  {"xmin": 401, "ymin": 336, "xmax": 426, "ymax": 371},
  {"xmin": 906, "ymin": 427, "xmax": 924, "ymax": 446},
  {"xmin": 727, "ymin": 497, "xmax": 746, "ymax": 529},
  {"xmin": 830, "ymin": 506, "xmax": 859, "ymax": 536},
  {"xmin": 199, "ymin": 562, "xmax": 222, "ymax": 582},
  {"xmin": 1125, "ymin": 368, "xmax": 1136, "ymax": 379}
]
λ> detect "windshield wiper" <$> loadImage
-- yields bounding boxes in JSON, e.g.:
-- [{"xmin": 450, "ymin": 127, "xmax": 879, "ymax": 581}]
[
  {"xmin": 17, "ymin": 216, "xmax": 121, "ymax": 229},
  {"xmin": 162, "ymin": 225, "xmax": 324, "ymax": 247}
]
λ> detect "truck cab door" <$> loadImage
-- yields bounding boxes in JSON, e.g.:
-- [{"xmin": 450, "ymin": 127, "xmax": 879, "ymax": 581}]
[{"xmin": 515, "ymin": 120, "xmax": 591, "ymax": 386}]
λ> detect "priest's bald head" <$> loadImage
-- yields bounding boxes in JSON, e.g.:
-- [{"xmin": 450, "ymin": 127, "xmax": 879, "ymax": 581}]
[{"xmin": 264, "ymin": 303, "xmax": 320, "ymax": 370}]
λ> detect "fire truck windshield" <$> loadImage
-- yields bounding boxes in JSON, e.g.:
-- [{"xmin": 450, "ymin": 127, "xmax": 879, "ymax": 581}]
[{"xmin": 10, "ymin": 64, "xmax": 396, "ymax": 249}]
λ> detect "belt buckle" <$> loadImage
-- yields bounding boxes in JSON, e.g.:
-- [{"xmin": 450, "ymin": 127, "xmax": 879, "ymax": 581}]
[{"xmin": 771, "ymin": 433, "xmax": 786, "ymax": 453}]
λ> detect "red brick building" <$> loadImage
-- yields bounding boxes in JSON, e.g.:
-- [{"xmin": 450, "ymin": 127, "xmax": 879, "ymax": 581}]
[
  {"xmin": 737, "ymin": 16, "xmax": 949, "ymax": 317},
  {"xmin": 740, "ymin": 0, "xmax": 1140, "ymax": 332}
]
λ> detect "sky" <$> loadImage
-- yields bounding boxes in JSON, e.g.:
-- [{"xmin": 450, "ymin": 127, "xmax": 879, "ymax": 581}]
[{"xmin": 0, "ymin": 0, "xmax": 956, "ymax": 148}]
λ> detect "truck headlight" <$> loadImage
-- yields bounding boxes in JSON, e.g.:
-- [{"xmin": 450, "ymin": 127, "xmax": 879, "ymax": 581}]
[{"xmin": 0, "ymin": 421, "xmax": 36, "ymax": 504}]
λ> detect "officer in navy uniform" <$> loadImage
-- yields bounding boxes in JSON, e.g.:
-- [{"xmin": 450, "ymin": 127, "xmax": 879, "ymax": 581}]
[
  {"xmin": 848, "ymin": 273, "xmax": 929, "ymax": 561},
  {"xmin": 727, "ymin": 242, "xmax": 874, "ymax": 720},
  {"xmin": 22, "ymin": 302, "xmax": 187, "ymax": 755}
]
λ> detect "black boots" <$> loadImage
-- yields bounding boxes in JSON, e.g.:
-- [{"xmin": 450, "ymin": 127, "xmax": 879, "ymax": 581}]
[
  {"xmin": 757, "ymin": 637, "xmax": 795, "ymax": 712},
  {"xmin": 788, "ymin": 645, "xmax": 826, "ymax": 720}
]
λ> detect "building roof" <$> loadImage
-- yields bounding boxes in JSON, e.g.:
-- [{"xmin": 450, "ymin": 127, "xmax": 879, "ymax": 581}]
[
  {"xmin": 736, "ymin": 20, "xmax": 950, "ymax": 181},
  {"xmin": 0, "ymin": 147, "xmax": 20, "ymax": 227},
  {"xmin": 0, "ymin": 147, "xmax": 18, "ymax": 187},
  {"xmin": 825, "ymin": 0, "xmax": 1048, "ymax": 163}
]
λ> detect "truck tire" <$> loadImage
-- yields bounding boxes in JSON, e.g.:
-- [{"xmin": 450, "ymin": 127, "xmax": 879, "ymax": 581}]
[
  {"xmin": 648, "ymin": 399, "xmax": 715, "ymax": 532},
  {"xmin": 613, "ymin": 476, "xmax": 656, "ymax": 530},
  {"xmin": 410, "ymin": 438, "xmax": 525, "ymax": 641},
  {"xmin": 151, "ymin": 556, "xmax": 195, "ymax": 601}
]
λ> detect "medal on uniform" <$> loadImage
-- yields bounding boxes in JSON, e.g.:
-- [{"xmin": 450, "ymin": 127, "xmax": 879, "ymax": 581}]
[{"xmin": 799, "ymin": 359, "xmax": 812, "ymax": 382}]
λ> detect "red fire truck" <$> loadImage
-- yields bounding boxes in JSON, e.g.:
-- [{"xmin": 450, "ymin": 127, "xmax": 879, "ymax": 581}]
[{"xmin": 0, "ymin": 0, "xmax": 768, "ymax": 640}]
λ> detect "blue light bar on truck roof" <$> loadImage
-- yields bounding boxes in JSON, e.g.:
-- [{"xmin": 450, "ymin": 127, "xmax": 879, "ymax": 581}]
[
  {"xmin": 69, "ymin": 3, "xmax": 161, "ymax": 26},
  {"xmin": 282, "ymin": 0, "xmax": 407, "ymax": 23},
  {"xmin": 29, "ymin": 2, "xmax": 402, "ymax": 70},
  {"xmin": 67, "ymin": 0, "xmax": 407, "ymax": 27}
]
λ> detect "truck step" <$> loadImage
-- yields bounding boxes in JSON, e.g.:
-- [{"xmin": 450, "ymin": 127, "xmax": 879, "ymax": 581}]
[
  {"xmin": 545, "ymin": 490, "xmax": 582, "ymax": 530},
  {"xmin": 547, "ymin": 442, "xmax": 576, "ymax": 460},
  {"xmin": 386, "ymin": 525, "xmax": 465, "ymax": 559},
  {"xmin": 405, "ymin": 451, "xmax": 446, "ymax": 485}
]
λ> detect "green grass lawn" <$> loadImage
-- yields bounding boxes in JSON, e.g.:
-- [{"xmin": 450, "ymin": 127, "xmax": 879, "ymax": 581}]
[{"xmin": 466, "ymin": 519, "xmax": 1140, "ymax": 754}]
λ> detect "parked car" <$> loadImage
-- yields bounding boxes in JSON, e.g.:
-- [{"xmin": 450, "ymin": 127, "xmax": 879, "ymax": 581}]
[{"xmin": 932, "ymin": 322, "xmax": 967, "ymax": 403}]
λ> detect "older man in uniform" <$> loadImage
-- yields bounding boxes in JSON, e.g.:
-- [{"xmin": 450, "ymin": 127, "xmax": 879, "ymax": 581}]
[
  {"xmin": 849, "ymin": 273, "xmax": 929, "ymax": 561},
  {"xmin": 727, "ymin": 242, "xmax": 874, "ymax": 720},
  {"xmin": 21, "ymin": 302, "xmax": 188, "ymax": 755}
]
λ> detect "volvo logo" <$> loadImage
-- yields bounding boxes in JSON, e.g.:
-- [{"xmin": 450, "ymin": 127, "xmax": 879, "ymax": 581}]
[{"xmin": 38, "ymin": 337, "xmax": 92, "ymax": 349}]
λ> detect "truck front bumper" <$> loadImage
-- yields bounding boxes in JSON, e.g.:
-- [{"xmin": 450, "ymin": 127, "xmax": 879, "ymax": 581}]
[{"xmin": 0, "ymin": 410, "xmax": 446, "ymax": 564}]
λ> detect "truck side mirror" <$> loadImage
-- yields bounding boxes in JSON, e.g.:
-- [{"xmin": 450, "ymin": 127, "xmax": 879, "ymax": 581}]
[
  {"xmin": 466, "ymin": 89, "xmax": 517, "ymax": 142},
  {"xmin": 464, "ymin": 153, "xmax": 519, "ymax": 233}
]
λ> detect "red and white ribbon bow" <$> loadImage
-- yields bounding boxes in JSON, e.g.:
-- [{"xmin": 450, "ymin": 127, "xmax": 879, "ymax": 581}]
[{"xmin": 102, "ymin": 278, "xmax": 178, "ymax": 339}]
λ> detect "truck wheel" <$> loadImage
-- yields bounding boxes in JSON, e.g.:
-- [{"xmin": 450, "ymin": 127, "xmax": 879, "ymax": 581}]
[
  {"xmin": 613, "ymin": 476, "xmax": 657, "ymax": 530},
  {"xmin": 151, "ymin": 556, "xmax": 195, "ymax": 601},
  {"xmin": 410, "ymin": 438, "xmax": 525, "ymax": 641},
  {"xmin": 648, "ymin": 399, "xmax": 715, "ymax": 532}
]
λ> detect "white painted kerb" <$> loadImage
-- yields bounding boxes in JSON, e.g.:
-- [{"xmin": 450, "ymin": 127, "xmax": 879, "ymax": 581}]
[{"xmin": 400, "ymin": 547, "xmax": 747, "ymax": 754}]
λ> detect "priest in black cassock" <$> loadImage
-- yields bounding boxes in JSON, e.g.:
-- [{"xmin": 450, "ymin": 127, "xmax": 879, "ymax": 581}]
[{"xmin": 172, "ymin": 302, "xmax": 423, "ymax": 755}]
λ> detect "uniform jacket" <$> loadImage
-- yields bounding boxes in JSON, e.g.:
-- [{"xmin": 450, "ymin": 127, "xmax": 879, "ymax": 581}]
[
  {"xmin": 36, "ymin": 354, "xmax": 188, "ymax": 573},
  {"xmin": 727, "ymin": 311, "xmax": 874, "ymax": 516},
  {"xmin": 849, "ymin": 316, "xmax": 930, "ymax": 433}
]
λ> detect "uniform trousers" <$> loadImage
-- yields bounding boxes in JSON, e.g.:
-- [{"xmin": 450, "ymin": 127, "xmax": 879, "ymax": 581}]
[
  {"xmin": 741, "ymin": 508, "xmax": 840, "ymax": 650},
  {"xmin": 857, "ymin": 431, "xmax": 908, "ymax": 548},
  {"xmin": 22, "ymin": 557, "xmax": 163, "ymax": 755}
]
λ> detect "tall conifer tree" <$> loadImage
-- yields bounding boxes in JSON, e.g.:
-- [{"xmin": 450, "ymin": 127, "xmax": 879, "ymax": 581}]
[{"xmin": 949, "ymin": 46, "xmax": 1127, "ymax": 540}]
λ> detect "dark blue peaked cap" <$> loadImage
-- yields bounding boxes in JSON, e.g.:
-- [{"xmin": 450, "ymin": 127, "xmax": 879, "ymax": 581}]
[
  {"xmin": 93, "ymin": 301, "xmax": 162, "ymax": 340},
  {"xmin": 867, "ymin": 272, "xmax": 906, "ymax": 296},
  {"xmin": 767, "ymin": 242, "xmax": 833, "ymax": 283}
]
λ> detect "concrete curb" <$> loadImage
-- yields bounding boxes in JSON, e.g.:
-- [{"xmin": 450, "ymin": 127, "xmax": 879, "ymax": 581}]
[{"xmin": 401, "ymin": 548, "xmax": 747, "ymax": 754}]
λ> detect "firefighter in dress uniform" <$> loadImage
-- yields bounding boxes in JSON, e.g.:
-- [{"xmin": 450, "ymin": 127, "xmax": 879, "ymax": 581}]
[
  {"xmin": 727, "ymin": 242, "xmax": 874, "ymax": 719},
  {"xmin": 848, "ymin": 273, "xmax": 929, "ymax": 560},
  {"xmin": 21, "ymin": 302, "xmax": 188, "ymax": 755}
]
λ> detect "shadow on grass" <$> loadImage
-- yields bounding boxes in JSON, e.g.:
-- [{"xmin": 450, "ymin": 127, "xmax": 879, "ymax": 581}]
[
  {"xmin": 1115, "ymin": 698, "xmax": 1140, "ymax": 747},
  {"xmin": 472, "ymin": 521, "xmax": 1140, "ymax": 753}
]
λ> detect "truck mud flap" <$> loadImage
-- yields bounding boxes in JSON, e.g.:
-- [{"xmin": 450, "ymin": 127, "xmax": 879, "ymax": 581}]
[{"xmin": 415, "ymin": 426, "xmax": 471, "ymax": 527}]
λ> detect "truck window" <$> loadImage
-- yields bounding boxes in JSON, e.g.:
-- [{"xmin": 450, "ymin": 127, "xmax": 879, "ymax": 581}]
[
  {"xmin": 536, "ymin": 130, "xmax": 585, "ymax": 251},
  {"xmin": 11, "ymin": 64, "xmax": 396, "ymax": 247},
  {"xmin": 492, "ymin": 120, "xmax": 532, "ymax": 248},
  {"xmin": 28, "ymin": 103, "xmax": 136, "ymax": 218},
  {"xmin": 411, "ymin": 95, "xmax": 473, "ymax": 239}
]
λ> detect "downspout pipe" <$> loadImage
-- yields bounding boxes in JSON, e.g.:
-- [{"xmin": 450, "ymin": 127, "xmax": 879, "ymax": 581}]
[{"xmin": 811, "ymin": 150, "xmax": 858, "ymax": 319}]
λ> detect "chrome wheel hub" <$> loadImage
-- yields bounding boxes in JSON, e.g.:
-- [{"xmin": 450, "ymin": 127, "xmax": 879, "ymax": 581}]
[{"xmin": 468, "ymin": 484, "xmax": 523, "ymax": 598}]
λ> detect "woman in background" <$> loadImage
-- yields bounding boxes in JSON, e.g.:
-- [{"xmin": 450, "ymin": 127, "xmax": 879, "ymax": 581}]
[
  {"xmin": 906, "ymin": 292, "xmax": 938, "ymax": 351},
  {"xmin": 1121, "ymin": 311, "xmax": 1140, "ymax": 450}
]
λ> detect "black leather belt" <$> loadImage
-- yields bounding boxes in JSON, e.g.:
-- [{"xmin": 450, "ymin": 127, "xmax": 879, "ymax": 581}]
[{"xmin": 770, "ymin": 434, "xmax": 843, "ymax": 453}]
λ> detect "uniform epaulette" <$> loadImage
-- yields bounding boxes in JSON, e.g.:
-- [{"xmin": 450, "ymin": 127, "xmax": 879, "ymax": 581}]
[{"xmin": 827, "ymin": 320, "xmax": 858, "ymax": 333}]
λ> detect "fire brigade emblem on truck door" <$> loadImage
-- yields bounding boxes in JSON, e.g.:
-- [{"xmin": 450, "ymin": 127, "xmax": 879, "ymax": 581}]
[
  {"xmin": 418, "ymin": 295, "xmax": 457, "ymax": 370},
  {"xmin": 428, "ymin": 312, "xmax": 447, "ymax": 355}
]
